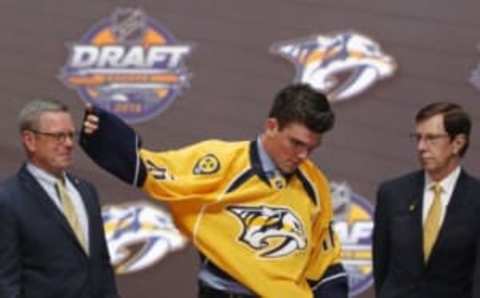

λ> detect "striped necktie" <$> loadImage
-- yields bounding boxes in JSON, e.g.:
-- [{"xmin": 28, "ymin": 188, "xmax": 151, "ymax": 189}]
[
  {"xmin": 423, "ymin": 183, "xmax": 443, "ymax": 262},
  {"xmin": 55, "ymin": 180, "xmax": 88, "ymax": 254}
]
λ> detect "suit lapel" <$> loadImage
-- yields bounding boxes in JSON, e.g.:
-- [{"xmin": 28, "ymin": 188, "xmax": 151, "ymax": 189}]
[
  {"xmin": 428, "ymin": 170, "xmax": 468, "ymax": 263},
  {"xmin": 19, "ymin": 165, "xmax": 89, "ymax": 256}
]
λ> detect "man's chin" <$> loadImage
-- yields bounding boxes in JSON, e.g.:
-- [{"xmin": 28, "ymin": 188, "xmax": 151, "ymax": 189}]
[
  {"xmin": 280, "ymin": 165, "xmax": 297, "ymax": 175},
  {"xmin": 421, "ymin": 163, "xmax": 437, "ymax": 173},
  {"xmin": 419, "ymin": 158, "xmax": 433, "ymax": 168},
  {"xmin": 57, "ymin": 159, "xmax": 73, "ymax": 170}
]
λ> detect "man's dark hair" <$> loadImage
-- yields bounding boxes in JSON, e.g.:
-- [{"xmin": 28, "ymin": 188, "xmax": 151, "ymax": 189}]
[
  {"xmin": 416, "ymin": 102, "xmax": 471, "ymax": 156},
  {"xmin": 268, "ymin": 84, "xmax": 335, "ymax": 134}
]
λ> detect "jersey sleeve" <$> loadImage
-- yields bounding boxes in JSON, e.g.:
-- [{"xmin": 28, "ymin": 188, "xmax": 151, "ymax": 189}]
[
  {"xmin": 139, "ymin": 141, "xmax": 234, "ymax": 202},
  {"xmin": 80, "ymin": 106, "xmax": 248, "ymax": 204},
  {"xmin": 79, "ymin": 106, "xmax": 145, "ymax": 187},
  {"xmin": 304, "ymin": 172, "xmax": 345, "ymax": 279},
  {"xmin": 303, "ymin": 173, "xmax": 348, "ymax": 297},
  {"xmin": 305, "ymin": 217, "xmax": 343, "ymax": 280}
]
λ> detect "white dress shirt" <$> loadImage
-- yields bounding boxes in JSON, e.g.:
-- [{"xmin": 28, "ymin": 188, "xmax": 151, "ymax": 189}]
[
  {"xmin": 26, "ymin": 163, "xmax": 90, "ymax": 253},
  {"xmin": 422, "ymin": 166, "xmax": 461, "ymax": 225}
]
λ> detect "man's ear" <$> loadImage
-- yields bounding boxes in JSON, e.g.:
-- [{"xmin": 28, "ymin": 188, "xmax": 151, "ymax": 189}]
[
  {"xmin": 452, "ymin": 134, "xmax": 467, "ymax": 155},
  {"xmin": 21, "ymin": 130, "xmax": 36, "ymax": 153},
  {"xmin": 264, "ymin": 118, "xmax": 279, "ymax": 136}
]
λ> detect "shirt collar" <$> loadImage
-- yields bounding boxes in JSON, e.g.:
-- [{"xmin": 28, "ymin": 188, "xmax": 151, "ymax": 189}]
[
  {"xmin": 26, "ymin": 162, "xmax": 66, "ymax": 186},
  {"xmin": 424, "ymin": 166, "xmax": 461, "ymax": 195},
  {"xmin": 256, "ymin": 136, "xmax": 277, "ymax": 174}
]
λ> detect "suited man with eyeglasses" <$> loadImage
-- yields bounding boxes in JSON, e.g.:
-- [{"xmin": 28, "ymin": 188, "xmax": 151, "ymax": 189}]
[
  {"xmin": 0, "ymin": 99, "xmax": 119, "ymax": 298},
  {"xmin": 373, "ymin": 102, "xmax": 480, "ymax": 298}
]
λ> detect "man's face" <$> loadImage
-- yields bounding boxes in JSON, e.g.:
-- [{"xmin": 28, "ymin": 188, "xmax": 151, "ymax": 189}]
[
  {"xmin": 263, "ymin": 119, "xmax": 322, "ymax": 174},
  {"xmin": 414, "ymin": 114, "xmax": 464, "ymax": 180},
  {"xmin": 22, "ymin": 111, "xmax": 76, "ymax": 176}
]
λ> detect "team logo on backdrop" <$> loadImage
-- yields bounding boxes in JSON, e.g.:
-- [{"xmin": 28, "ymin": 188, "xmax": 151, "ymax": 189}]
[
  {"xmin": 227, "ymin": 205, "xmax": 307, "ymax": 258},
  {"xmin": 470, "ymin": 43, "xmax": 480, "ymax": 90},
  {"xmin": 102, "ymin": 201, "xmax": 187, "ymax": 274},
  {"xmin": 331, "ymin": 181, "xmax": 374, "ymax": 297},
  {"xmin": 271, "ymin": 31, "xmax": 397, "ymax": 102},
  {"xmin": 60, "ymin": 8, "xmax": 193, "ymax": 123}
]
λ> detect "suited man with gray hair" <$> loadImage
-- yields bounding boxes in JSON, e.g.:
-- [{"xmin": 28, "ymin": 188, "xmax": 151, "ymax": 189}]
[{"xmin": 0, "ymin": 99, "xmax": 119, "ymax": 298}]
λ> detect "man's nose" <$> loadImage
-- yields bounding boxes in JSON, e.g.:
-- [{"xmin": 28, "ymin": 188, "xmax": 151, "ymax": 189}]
[
  {"xmin": 63, "ymin": 135, "xmax": 75, "ymax": 147},
  {"xmin": 416, "ymin": 138, "xmax": 428, "ymax": 152},
  {"xmin": 297, "ymin": 148, "xmax": 309, "ymax": 160}
]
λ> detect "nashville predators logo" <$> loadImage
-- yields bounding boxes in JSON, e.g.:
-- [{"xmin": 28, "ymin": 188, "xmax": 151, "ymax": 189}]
[
  {"xmin": 102, "ymin": 201, "xmax": 187, "ymax": 273},
  {"xmin": 227, "ymin": 205, "xmax": 307, "ymax": 258},
  {"xmin": 271, "ymin": 31, "xmax": 397, "ymax": 102},
  {"xmin": 193, "ymin": 154, "xmax": 220, "ymax": 175}
]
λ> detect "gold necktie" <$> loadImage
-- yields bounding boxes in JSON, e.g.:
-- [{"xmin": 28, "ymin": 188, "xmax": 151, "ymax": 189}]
[
  {"xmin": 55, "ymin": 180, "xmax": 88, "ymax": 254},
  {"xmin": 423, "ymin": 183, "xmax": 443, "ymax": 262}
]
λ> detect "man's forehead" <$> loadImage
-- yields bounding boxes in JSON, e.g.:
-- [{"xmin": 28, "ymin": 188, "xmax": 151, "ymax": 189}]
[
  {"xmin": 285, "ymin": 124, "xmax": 322, "ymax": 145},
  {"xmin": 39, "ymin": 111, "xmax": 71, "ymax": 121},
  {"xmin": 416, "ymin": 114, "xmax": 445, "ymax": 131},
  {"xmin": 38, "ymin": 111, "xmax": 74, "ymax": 127}
]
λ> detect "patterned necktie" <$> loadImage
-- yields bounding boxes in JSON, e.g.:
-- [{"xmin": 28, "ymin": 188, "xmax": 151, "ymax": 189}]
[
  {"xmin": 55, "ymin": 180, "xmax": 88, "ymax": 254},
  {"xmin": 423, "ymin": 183, "xmax": 443, "ymax": 262}
]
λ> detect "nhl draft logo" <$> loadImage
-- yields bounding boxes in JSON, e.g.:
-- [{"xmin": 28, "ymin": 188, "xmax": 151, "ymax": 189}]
[
  {"xmin": 227, "ymin": 205, "xmax": 307, "ymax": 258},
  {"xmin": 331, "ymin": 181, "xmax": 374, "ymax": 297},
  {"xmin": 470, "ymin": 43, "xmax": 480, "ymax": 90},
  {"xmin": 102, "ymin": 201, "xmax": 187, "ymax": 273},
  {"xmin": 60, "ymin": 8, "xmax": 193, "ymax": 123},
  {"xmin": 271, "ymin": 31, "xmax": 397, "ymax": 102}
]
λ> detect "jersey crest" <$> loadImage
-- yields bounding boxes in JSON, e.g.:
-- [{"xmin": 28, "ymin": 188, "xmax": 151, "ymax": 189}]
[
  {"xmin": 193, "ymin": 153, "xmax": 220, "ymax": 175},
  {"xmin": 227, "ymin": 205, "xmax": 307, "ymax": 258}
]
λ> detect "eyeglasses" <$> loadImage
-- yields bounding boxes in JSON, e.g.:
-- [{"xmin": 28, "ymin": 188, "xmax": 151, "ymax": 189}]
[
  {"xmin": 409, "ymin": 133, "xmax": 450, "ymax": 145},
  {"xmin": 31, "ymin": 130, "xmax": 78, "ymax": 143}
]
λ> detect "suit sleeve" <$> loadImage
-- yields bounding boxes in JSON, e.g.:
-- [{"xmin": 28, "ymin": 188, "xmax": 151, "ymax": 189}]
[
  {"xmin": 472, "ymin": 188, "xmax": 480, "ymax": 298},
  {"xmin": 372, "ymin": 183, "xmax": 390, "ymax": 295},
  {"xmin": 0, "ymin": 188, "xmax": 21, "ymax": 298}
]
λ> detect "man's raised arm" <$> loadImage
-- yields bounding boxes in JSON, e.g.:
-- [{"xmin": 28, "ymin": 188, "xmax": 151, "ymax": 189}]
[{"xmin": 79, "ymin": 106, "xmax": 146, "ymax": 187}]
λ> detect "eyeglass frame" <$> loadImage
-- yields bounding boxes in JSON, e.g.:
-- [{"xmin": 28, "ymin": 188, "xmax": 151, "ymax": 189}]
[
  {"xmin": 409, "ymin": 133, "xmax": 452, "ymax": 145},
  {"xmin": 29, "ymin": 129, "xmax": 79, "ymax": 143}
]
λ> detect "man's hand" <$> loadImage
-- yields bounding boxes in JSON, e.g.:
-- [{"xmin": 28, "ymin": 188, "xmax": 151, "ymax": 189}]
[{"xmin": 83, "ymin": 106, "xmax": 99, "ymax": 135}]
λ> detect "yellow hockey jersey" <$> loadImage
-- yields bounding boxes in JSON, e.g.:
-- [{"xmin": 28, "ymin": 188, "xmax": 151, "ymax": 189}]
[{"xmin": 139, "ymin": 139, "xmax": 341, "ymax": 298}]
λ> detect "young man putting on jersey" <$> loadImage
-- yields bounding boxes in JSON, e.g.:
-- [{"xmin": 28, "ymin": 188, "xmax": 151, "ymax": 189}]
[{"xmin": 80, "ymin": 84, "xmax": 348, "ymax": 298}]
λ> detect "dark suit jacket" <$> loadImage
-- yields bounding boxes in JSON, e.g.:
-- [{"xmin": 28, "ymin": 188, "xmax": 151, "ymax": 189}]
[
  {"xmin": 0, "ymin": 165, "xmax": 119, "ymax": 298},
  {"xmin": 373, "ymin": 169, "xmax": 480, "ymax": 298}
]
